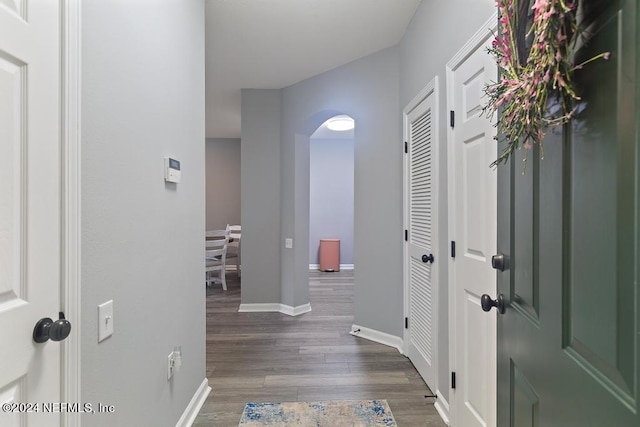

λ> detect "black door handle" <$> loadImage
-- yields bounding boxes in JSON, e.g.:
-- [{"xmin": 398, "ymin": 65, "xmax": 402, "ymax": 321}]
[
  {"xmin": 33, "ymin": 312, "xmax": 72, "ymax": 343},
  {"xmin": 481, "ymin": 294, "xmax": 505, "ymax": 314},
  {"xmin": 421, "ymin": 254, "xmax": 434, "ymax": 263}
]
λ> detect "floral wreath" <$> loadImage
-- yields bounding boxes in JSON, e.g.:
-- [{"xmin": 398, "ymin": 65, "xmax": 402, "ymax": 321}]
[{"xmin": 484, "ymin": 0, "xmax": 609, "ymax": 169}]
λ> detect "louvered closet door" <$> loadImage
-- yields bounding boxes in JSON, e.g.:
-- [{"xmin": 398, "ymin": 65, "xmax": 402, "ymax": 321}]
[{"xmin": 406, "ymin": 89, "xmax": 437, "ymax": 391}]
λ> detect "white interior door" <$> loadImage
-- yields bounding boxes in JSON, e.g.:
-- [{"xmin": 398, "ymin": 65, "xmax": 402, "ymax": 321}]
[
  {"xmin": 447, "ymin": 19, "xmax": 497, "ymax": 427},
  {"xmin": 404, "ymin": 78, "xmax": 439, "ymax": 393},
  {"xmin": 0, "ymin": 2, "xmax": 62, "ymax": 426}
]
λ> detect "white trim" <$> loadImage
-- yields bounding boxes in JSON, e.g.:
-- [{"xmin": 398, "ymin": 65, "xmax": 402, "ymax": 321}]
[
  {"xmin": 402, "ymin": 76, "xmax": 440, "ymax": 394},
  {"xmin": 446, "ymin": 13, "xmax": 498, "ymax": 427},
  {"xmin": 403, "ymin": 77, "xmax": 437, "ymax": 115},
  {"xmin": 308, "ymin": 264, "xmax": 354, "ymax": 271},
  {"xmin": 279, "ymin": 303, "xmax": 312, "ymax": 316},
  {"xmin": 61, "ymin": 1, "xmax": 81, "ymax": 426},
  {"xmin": 175, "ymin": 378, "xmax": 211, "ymax": 427},
  {"xmin": 434, "ymin": 390, "xmax": 451, "ymax": 425},
  {"xmin": 446, "ymin": 12, "xmax": 498, "ymax": 71},
  {"xmin": 350, "ymin": 324, "xmax": 404, "ymax": 354},
  {"xmin": 238, "ymin": 303, "xmax": 312, "ymax": 317},
  {"xmin": 238, "ymin": 303, "xmax": 282, "ymax": 312}
]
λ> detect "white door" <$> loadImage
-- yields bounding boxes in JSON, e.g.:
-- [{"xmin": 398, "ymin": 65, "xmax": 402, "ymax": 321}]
[
  {"xmin": 447, "ymin": 18, "xmax": 497, "ymax": 427},
  {"xmin": 0, "ymin": 2, "xmax": 63, "ymax": 426},
  {"xmin": 404, "ymin": 78, "xmax": 439, "ymax": 393}
]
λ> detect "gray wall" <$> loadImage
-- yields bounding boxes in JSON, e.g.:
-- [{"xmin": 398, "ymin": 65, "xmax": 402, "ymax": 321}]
[
  {"xmin": 205, "ymin": 138, "xmax": 241, "ymax": 230},
  {"xmin": 81, "ymin": 1, "xmax": 206, "ymax": 425},
  {"xmin": 399, "ymin": 0, "xmax": 496, "ymax": 403},
  {"xmin": 278, "ymin": 46, "xmax": 401, "ymax": 330},
  {"xmin": 240, "ymin": 89, "xmax": 282, "ymax": 304},
  {"xmin": 241, "ymin": 49, "xmax": 400, "ymax": 322},
  {"xmin": 309, "ymin": 138, "xmax": 354, "ymax": 265}
]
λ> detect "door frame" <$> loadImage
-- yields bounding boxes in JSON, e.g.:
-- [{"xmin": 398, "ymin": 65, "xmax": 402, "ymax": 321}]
[
  {"xmin": 402, "ymin": 76, "xmax": 442, "ymax": 410},
  {"xmin": 446, "ymin": 12, "xmax": 497, "ymax": 427},
  {"xmin": 61, "ymin": 1, "xmax": 82, "ymax": 426}
]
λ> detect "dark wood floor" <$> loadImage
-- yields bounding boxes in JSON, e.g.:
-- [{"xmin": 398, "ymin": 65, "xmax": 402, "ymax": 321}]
[{"xmin": 194, "ymin": 270, "xmax": 446, "ymax": 426}]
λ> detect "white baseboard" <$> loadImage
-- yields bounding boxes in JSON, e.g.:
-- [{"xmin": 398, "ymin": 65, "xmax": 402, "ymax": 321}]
[
  {"xmin": 175, "ymin": 378, "xmax": 210, "ymax": 427},
  {"xmin": 309, "ymin": 264, "xmax": 354, "ymax": 271},
  {"xmin": 434, "ymin": 390, "xmax": 450, "ymax": 425},
  {"xmin": 238, "ymin": 303, "xmax": 281, "ymax": 313},
  {"xmin": 238, "ymin": 303, "xmax": 311, "ymax": 317},
  {"xmin": 280, "ymin": 303, "xmax": 312, "ymax": 316},
  {"xmin": 350, "ymin": 324, "xmax": 404, "ymax": 354}
]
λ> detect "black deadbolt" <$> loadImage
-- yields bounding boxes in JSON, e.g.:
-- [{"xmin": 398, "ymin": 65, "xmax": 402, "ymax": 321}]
[
  {"xmin": 33, "ymin": 312, "xmax": 72, "ymax": 343},
  {"xmin": 491, "ymin": 253, "xmax": 508, "ymax": 271},
  {"xmin": 421, "ymin": 254, "xmax": 434, "ymax": 264}
]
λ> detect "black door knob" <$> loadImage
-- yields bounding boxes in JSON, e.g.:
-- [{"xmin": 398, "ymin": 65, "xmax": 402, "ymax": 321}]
[
  {"xmin": 481, "ymin": 294, "xmax": 506, "ymax": 314},
  {"xmin": 33, "ymin": 312, "xmax": 72, "ymax": 343},
  {"xmin": 421, "ymin": 254, "xmax": 434, "ymax": 263}
]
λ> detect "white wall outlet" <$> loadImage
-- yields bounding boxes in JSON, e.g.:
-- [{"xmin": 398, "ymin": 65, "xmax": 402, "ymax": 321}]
[
  {"xmin": 285, "ymin": 238, "xmax": 293, "ymax": 249},
  {"xmin": 167, "ymin": 346, "xmax": 182, "ymax": 380},
  {"xmin": 167, "ymin": 352, "xmax": 175, "ymax": 380},
  {"xmin": 97, "ymin": 300, "xmax": 114, "ymax": 342}
]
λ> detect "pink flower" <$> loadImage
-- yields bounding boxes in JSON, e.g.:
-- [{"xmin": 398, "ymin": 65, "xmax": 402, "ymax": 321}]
[
  {"xmin": 603, "ymin": 52, "xmax": 611, "ymax": 60},
  {"xmin": 532, "ymin": 0, "xmax": 549, "ymax": 13},
  {"xmin": 543, "ymin": 7, "xmax": 556, "ymax": 20}
]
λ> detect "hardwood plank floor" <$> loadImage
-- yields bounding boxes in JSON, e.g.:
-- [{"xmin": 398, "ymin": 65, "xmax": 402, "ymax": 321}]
[{"xmin": 194, "ymin": 270, "xmax": 446, "ymax": 426}]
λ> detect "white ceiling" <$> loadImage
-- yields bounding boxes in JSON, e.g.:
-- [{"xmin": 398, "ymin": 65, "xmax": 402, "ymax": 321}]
[{"xmin": 205, "ymin": 0, "xmax": 422, "ymax": 138}]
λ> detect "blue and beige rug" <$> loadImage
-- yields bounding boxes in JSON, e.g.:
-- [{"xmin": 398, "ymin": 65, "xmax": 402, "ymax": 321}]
[{"xmin": 238, "ymin": 399, "xmax": 397, "ymax": 426}]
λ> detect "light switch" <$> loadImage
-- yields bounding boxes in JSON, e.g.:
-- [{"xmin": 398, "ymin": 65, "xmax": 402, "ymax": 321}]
[
  {"xmin": 285, "ymin": 238, "xmax": 293, "ymax": 249},
  {"xmin": 98, "ymin": 300, "xmax": 114, "ymax": 342}
]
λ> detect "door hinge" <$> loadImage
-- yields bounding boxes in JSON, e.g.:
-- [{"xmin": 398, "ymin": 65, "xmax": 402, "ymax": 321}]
[
  {"xmin": 405, "ymin": 230, "xmax": 408, "ymax": 241},
  {"xmin": 451, "ymin": 241, "xmax": 456, "ymax": 258},
  {"xmin": 451, "ymin": 372, "xmax": 456, "ymax": 389},
  {"xmin": 450, "ymin": 110, "xmax": 455, "ymax": 128},
  {"xmin": 404, "ymin": 141, "xmax": 408, "ymax": 153},
  {"xmin": 405, "ymin": 317, "xmax": 409, "ymax": 329}
]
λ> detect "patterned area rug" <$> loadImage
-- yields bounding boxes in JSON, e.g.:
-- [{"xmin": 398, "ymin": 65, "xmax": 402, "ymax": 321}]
[{"xmin": 238, "ymin": 400, "xmax": 397, "ymax": 426}]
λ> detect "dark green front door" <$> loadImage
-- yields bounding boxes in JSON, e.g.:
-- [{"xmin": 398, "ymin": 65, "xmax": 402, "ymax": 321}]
[{"xmin": 496, "ymin": 1, "xmax": 639, "ymax": 425}]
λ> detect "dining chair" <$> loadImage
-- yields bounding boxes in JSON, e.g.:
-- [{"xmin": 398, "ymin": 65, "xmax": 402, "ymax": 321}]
[
  {"xmin": 205, "ymin": 229, "xmax": 230, "ymax": 290},
  {"xmin": 226, "ymin": 224, "xmax": 241, "ymax": 278}
]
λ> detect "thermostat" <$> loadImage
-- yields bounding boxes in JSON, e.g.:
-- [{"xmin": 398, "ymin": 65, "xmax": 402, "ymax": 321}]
[{"xmin": 164, "ymin": 158, "xmax": 181, "ymax": 183}]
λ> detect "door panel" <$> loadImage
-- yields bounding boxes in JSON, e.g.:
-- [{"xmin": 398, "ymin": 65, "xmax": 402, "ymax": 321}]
[
  {"xmin": 511, "ymin": 362, "xmax": 539, "ymax": 427},
  {"xmin": 513, "ymin": 159, "xmax": 539, "ymax": 322},
  {"xmin": 0, "ymin": 1, "xmax": 62, "ymax": 426},
  {"xmin": 449, "ymin": 31, "xmax": 497, "ymax": 427},
  {"xmin": 497, "ymin": 1, "xmax": 639, "ymax": 425},
  {"xmin": 564, "ymin": 6, "xmax": 634, "ymax": 400},
  {"xmin": 406, "ymin": 86, "xmax": 437, "ymax": 390}
]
